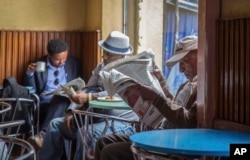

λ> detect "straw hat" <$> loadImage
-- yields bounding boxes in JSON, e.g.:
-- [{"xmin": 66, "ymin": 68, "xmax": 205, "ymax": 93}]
[
  {"xmin": 165, "ymin": 35, "xmax": 198, "ymax": 67},
  {"xmin": 98, "ymin": 31, "xmax": 133, "ymax": 55}
]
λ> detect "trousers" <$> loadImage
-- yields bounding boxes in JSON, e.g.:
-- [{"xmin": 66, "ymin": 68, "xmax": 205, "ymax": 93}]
[
  {"xmin": 40, "ymin": 95, "xmax": 71, "ymax": 131},
  {"xmin": 39, "ymin": 117, "xmax": 135, "ymax": 160}
]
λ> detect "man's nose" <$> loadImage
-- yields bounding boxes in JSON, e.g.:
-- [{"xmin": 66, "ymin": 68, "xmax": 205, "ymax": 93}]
[
  {"xmin": 102, "ymin": 54, "xmax": 108, "ymax": 60},
  {"xmin": 59, "ymin": 60, "xmax": 65, "ymax": 65}
]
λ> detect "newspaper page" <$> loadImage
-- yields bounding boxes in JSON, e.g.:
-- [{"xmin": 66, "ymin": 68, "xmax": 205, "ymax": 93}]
[
  {"xmin": 102, "ymin": 48, "xmax": 164, "ymax": 95},
  {"xmin": 43, "ymin": 77, "xmax": 85, "ymax": 97},
  {"xmin": 99, "ymin": 49, "xmax": 166, "ymax": 128},
  {"xmin": 119, "ymin": 84, "xmax": 164, "ymax": 128},
  {"xmin": 99, "ymin": 69, "xmax": 164, "ymax": 128}
]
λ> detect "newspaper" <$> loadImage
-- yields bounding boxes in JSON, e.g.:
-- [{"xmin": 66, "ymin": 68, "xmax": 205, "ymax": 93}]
[
  {"xmin": 102, "ymin": 48, "xmax": 164, "ymax": 96},
  {"xmin": 99, "ymin": 49, "xmax": 165, "ymax": 128},
  {"xmin": 99, "ymin": 69, "xmax": 164, "ymax": 128},
  {"xmin": 43, "ymin": 77, "xmax": 85, "ymax": 97}
]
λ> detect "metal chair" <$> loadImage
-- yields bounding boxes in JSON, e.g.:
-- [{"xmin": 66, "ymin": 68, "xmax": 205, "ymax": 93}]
[
  {"xmin": 0, "ymin": 135, "xmax": 36, "ymax": 160},
  {"xmin": 73, "ymin": 109, "xmax": 140, "ymax": 160},
  {"xmin": 0, "ymin": 97, "xmax": 39, "ymax": 137},
  {"xmin": 0, "ymin": 102, "xmax": 11, "ymax": 121},
  {"xmin": 131, "ymin": 145, "xmax": 174, "ymax": 160},
  {"xmin": 0, "ymin": 120, "xmax": 25, "ymax": 137},
  {"xmin": 0, "ymin": 111, "xmax": 37, "ymax": 160},
  {"xmin": 131, "ymin": 144, "xmax": 201, "ymax": 160}
]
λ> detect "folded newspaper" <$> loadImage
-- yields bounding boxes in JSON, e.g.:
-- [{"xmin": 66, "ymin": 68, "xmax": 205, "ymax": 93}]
[
  {"xmin": 43, "ymin": 77, "xmax": 85, "ymax": 97},
  {"xmin": 99, "ymin": 49, "xmax": 164, "ymax": 128},
  {"xmin": 101, "ymin": 48, "xmax": 164, "ymax": 95}
]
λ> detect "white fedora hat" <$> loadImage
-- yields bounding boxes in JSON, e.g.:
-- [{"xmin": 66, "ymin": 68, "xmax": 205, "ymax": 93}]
[
  {"xmin": 165, "ymin": 35, "xmax": 198, "ymax": 67},
  {"xmin": 98, "ymin": 31, "xmax": 133, "ymax": 55}
]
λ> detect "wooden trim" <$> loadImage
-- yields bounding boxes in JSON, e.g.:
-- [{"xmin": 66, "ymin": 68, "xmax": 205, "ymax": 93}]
[{"xmin": 214, "ymin": 119, "xmax": 250, "ymax": 133}]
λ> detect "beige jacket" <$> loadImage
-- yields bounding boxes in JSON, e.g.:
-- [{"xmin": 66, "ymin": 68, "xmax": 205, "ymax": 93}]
[{"xmin": 154, "ymin": 76, "xmax": 197, "ymax": 129}]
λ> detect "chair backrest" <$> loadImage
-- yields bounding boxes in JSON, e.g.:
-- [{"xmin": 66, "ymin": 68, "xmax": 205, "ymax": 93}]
[
  {"xmin": 0, "ymin": 102, "xmax": 25, "ymax": 137},
  {"xmin": 0, "ymin": 102, "xmax": 11, "ymax": 121},
  {"xmin": 0, "ymin": 135, "xmax": 36, "ymax": 160},
  {"xmin": 72, "ymin": 109, "xmax": 140, "ymax": 160},
  {"xmin": 0, "ymin": 119, "xmax": 35, "ymax": 159},
  {"xmin": 0, "ymin": 120, "xmax": 25, "ymax": 137},
  {"xmin": 0, "ymin": 102, "xmax": 37, "ymax": 160},
  {"xmin": 131, "ymin": 145, "xmax": 171, "ymax": 160},
  {"xmin": 0, "ymin": 98, "xmax": 38, "ymax": 136}
]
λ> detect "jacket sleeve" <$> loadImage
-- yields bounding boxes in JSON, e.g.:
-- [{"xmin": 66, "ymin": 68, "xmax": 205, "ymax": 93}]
[
  {"xmin": 153, "ymin": 85, "xmax": 197, "ymax": 128},
  {"xmin": 159, "ymin": 79, "xmax": 174, "ymax": 100}
]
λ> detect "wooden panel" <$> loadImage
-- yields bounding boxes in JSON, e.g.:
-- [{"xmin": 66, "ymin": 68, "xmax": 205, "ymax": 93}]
[
  {"xmin": 216, "ymin": 18, "xmax": 250, "ymax": 132},
  {"xmin": 246, "ymin": 19, "xmax": 250, "ymax": 125},
  {"xmin": 0, "ymin": 30, "xmax": 101, "ymax": 86},
  {"xmin": 81, "ymin": 30, "xmax": 102, "ymax": 82},
  {"xmin": 214, "ymin": 119, "xmax": 250, "ymax": 133}
]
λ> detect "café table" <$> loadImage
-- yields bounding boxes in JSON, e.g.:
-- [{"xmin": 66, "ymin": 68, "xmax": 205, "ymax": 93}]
[
  {"xmin": 74, "ymin": 99, "xmax": 139, "ymax": 135},
  {"xmin": 89, "ymin": 99, "xmax": 130, "ymax": 110},
  {"xmin": 130, "ymin": 128, "xmax": 250, "ymax": 158}
]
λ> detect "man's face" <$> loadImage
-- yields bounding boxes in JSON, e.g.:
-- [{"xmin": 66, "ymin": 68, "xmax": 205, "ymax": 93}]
[
  {"xmin": 102, "ymin": 50, "xmax": 125, "ymax": 65},
  {"xmin": 48, "ymin": 51, "xmax": 68, "ymax": 68},
  {"xmin": 179, "ymin": 50, "xmax": 197, "ymax": 80}
]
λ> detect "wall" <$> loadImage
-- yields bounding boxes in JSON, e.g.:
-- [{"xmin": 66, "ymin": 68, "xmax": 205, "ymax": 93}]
[
  {"xmin": 221, "ymin": 0, "xmax": 250, "ymax": 19},
  {"xmin": 0, "ymin": 0, "xmax": 163, "ymax": 69},
  {"xmin": 0, "ymin": 0, "xmax": 87, "ymax": 31},
  {"xmin": 127, "ymin": 0, "xmax": 137, "ymax": 53},
  {"xmin": 137, "ymin": 0, "xmax": 163, "ymax": 68},
  {"xmin": 85, "ymin": 0, "xmax": 102, "ymax": 31},
  {"xmin": 127, "ymin": 0, "xmax": 163, "ymax": 68},
  {"xmin": 102, "ymin": 0, "xmax": 123, "ymax": 38}
]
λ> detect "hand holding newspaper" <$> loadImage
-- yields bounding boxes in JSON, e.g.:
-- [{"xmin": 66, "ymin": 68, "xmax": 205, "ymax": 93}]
[
  {"xmin": 99, "ymin": 69, "xmax": 164, "ymax": 128},
  {"xmin": 99, "ymin": 49, "xmax": 165, "ymax": 128},
  {"xmin": 61, "ymin": 85, "xmax": 76, "ymax": 96},
  {"xmin": 42, "ymin": 77, "xmax": 85, "ymax": 97}
]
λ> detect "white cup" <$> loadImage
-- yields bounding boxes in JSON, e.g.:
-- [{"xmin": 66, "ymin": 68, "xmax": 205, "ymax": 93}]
[{"xmin": 36, "ymin": 61, "xmax": 46, "ymax": 72}]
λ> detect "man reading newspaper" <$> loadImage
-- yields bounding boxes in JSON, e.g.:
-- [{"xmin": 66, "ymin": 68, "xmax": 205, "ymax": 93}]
[{"xmin": 95, "ymin": 35, "xmax": 198, "ymax": 160}]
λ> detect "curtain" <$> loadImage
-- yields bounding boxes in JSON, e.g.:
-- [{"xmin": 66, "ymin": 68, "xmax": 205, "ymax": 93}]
[{"xmin": 163, "ymin": 2, "xmax": 198, "ymax": 95}]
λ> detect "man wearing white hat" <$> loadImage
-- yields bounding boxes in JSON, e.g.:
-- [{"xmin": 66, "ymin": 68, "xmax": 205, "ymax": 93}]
[
  {"xmin": 94, "ymin": 35, "xmax": 198, "ymax": 160},
  {"xmin": 39, "ymin": 31, "xmax": 138, "ymax": 160}
]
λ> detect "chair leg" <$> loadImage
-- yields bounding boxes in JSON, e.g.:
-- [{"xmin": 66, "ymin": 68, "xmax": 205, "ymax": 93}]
[{"xmin": 64, "ymin": 139, "xmax": 77, "ymax": 160}]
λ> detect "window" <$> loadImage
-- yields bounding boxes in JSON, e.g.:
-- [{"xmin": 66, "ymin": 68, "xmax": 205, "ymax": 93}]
[{"xmin": 163, "ymin": 0, "xmax": 198, "ymax": 94}]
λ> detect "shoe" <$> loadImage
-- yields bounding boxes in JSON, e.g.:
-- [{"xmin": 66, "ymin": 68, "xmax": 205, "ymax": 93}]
[{"xmin": 27, "ymin": 131, "xmax": 45, "ymax": 151}]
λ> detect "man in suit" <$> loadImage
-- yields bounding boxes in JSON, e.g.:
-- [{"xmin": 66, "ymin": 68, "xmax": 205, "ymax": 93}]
[{"xmin": 24, "ymin": 38, "xmax": 82, "ymax": 150}]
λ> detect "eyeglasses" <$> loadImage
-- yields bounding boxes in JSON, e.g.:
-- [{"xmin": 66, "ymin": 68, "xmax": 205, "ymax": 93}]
[
  {"xmin": 54, "ymin": 70, "xmax": 59, "ymax": 85},
  {"xmin": 103, "ymin": 51, "xmax": 116, "ymax": 57}
]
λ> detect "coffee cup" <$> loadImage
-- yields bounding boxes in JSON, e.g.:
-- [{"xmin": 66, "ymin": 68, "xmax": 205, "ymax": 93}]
[{"xmin": 36, "ymin": 61, "xmax": 46, "ymax": 72}]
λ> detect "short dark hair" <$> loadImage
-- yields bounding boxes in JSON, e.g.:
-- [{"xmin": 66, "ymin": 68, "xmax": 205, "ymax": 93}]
[{"xmin": 47, "ymin": 39, "xmax": 68, "ymax": 55}]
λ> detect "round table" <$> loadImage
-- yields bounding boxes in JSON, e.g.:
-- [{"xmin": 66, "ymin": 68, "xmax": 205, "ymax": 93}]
[{"xmin": 130, "ymin": 129, "xmax": 250, "ymax": 157}]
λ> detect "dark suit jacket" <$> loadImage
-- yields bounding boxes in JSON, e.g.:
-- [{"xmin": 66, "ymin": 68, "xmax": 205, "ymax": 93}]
[{"xmin": 24, "ymin": 55, "xmax": 82, "ymax": 95}]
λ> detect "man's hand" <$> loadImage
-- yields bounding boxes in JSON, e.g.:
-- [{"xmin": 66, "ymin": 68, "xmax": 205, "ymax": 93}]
[
  {"xmin": 69, "ymin": 91, "xmax": 88, "ymax": 105},
  {"xmin": 26, "ymin": 63, "xmax": 37, "ymax": 74},
  {"xmin": 63, "ymin": 111, "xmax": 75, "ymax": 134},
  {"xmin": 150, "ymin": 66, "xmax": 165, "ymax": 82},
  {"xmin": 125, "ymin": 84, "xmax": 160, "ymax": 102}
]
